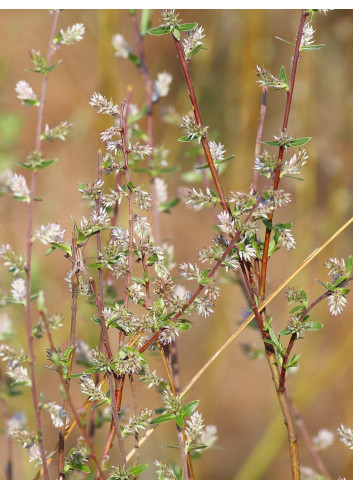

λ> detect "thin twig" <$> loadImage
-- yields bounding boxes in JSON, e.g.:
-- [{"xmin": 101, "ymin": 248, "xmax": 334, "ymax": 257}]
[
  {"xmin": 286, "ymin": 389, "xmax": 331, "ymax": 480},
  {"xmin": 251, "ymin": 86, "xmax": 267, "ymax": 195},
  {"xmin": 24, "ymin": 10, "xmax": 60, "ymax": 479},
  {"xmin": 173, "ymin": 36, "xmax": 230, "ymax": 214},
  {"xmin": 278, "ymin": 273, "xmax": 353, "ymax": 392},
  {"xmin": 130, "ymin": 11, "xmax": 162, "ymax": 245},
  {"xmin": 89, "ymin": 278, "xmax": 126, "ymax": 467},
  {"xmin": 58, "ymin": 228, "xmax": 79, "ymax": 478},
  {"xmin": 259, "ymin": 10, "xmax": 309, "ymax": 298}
]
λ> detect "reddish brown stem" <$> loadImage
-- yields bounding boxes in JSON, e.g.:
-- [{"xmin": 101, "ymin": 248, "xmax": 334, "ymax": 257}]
[
  {"xmin": 173, "ymin": 37, "xmax": 230, "ymax": 214},
  {"xmin": 278, "ymin": 274, "xmax": 353, "ymax": 391},
  {"xmin": 259, "ymin": 10, "xmax": 308, "ymax": 299}
]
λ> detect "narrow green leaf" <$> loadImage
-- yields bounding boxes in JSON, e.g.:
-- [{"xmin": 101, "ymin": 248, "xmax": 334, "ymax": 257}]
[
  {"xmin": 263, "ymin": 140, "xmax": 280, "ymax": 147},
  {"xmin": 181, "ymin": 400, "xmax": 199, "ymax": 419},
  {"xmin": 333, "ymin": 275, "xmax": 346, "ymax": 287},
  {"xmin": 300, "ymin": 44, "xmax": 325, "ymax": 51},
  {"xmin": 172, "ymin": 28, "xmax": 180, "ymax": 40},
  {"xmin": 178, "ymin": 22, "xmax": 198, "ymax": 31},
  {"xmin": 23, "ymin": 99, "xmax": 40, "ymax": 107},
  {"xmin": 140, "ymin": 10, "xmax": 151, "ymax": 37},
  {"xmin": 151, "ymin": 413, "xmax": 176, "ymax": 424},
  {"xmin": 37, "ymin": 159, "xmax": 56, "ymax": 169},
  {"xmin": 91, "ymin": 399, "xmax": 110, "ymax": 410},
  {"xmin": 74, "ymin": 464, "xmax": 91, "ymax": 473},
  {"xmin": 47, "ymin": 242, "xmax": 72, "ymax": 256},
  {"xmin": 305, "ymin": 321, "xmax": 324, "ymax": 332},
  {"xmin": 279, "ymin": 65, "xmax": 288, "ymax": 86},
  {"xmin": 64, "ymin": 346, "xmax": 74, "ymax": 359},
  {"xmin": 289, "ymin": 137, "xmax": 311, "ymax": 147},
  {"xmin": 279, "ymin": 328, "xmax": 291, "ymax": 336},
  {"xmin": 275, "ymin": 36, "xmax": 295, "ymax": 47},
  {"xmin": 158, "ymin": 197, "xmax": 180, "ymax": 213},
  {"xmin": 178, "ymin": 135, "xmax": 193, "ymax": 142},
  {"xmin": 147, "ymin": 26, "xmax": 169, "ymax": 36},
  {"xmin": 87, "ymin": 262, "xmax": 104, "ymax": 269},
  {"xmin": 175, "ymin": 413, "xmax": 184, "ymax": 428},
  {"xmin": 128, "ymin": 464, "xmax": 148, "ymax": 476},
  {"xmin": 175, "ymin": 322, "xmax": 190, "ymax": 331},
  {"xmin": 289, "ymin": 305, "xmax": 305, "ymax": 315},
  {"xmin": 128, "ymin": 52, "xmax": 141, "ymax": 67}
]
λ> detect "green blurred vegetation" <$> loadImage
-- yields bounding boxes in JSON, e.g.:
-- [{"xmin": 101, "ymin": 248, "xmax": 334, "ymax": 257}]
[{"xmin": 0, "ymin": 9, "xmax": 353, "ymax": 480}]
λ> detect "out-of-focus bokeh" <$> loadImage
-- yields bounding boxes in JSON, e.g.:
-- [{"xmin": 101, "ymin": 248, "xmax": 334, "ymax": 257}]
[{"xmin": 0, "ymin": 9, "xmax": 353, "ymax": 480}]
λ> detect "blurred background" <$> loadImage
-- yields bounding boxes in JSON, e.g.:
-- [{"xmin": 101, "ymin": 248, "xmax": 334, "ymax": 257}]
[{"xmin": 0, "ymin": 9, "xmax": 353, "ymax": 480}]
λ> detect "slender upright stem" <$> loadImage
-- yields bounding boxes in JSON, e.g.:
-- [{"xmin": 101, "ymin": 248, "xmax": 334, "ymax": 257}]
[
  {"xmin": 173, "ymin": 37, "xmax": 230, "ymax": 214},
  {"xmin": 24, "ymin": 10, "xmax": 60, "ymax": 479},
  {"xmin": 287, "ymin": 390, "xmax": 331, "ymax": 480},
  {"xmin": 251, "ymin": 86, "xmax": 267, "ymax": 195},
  {"xmin": 89, "ymin": 278, "xmax": 126, "ymax": 467},
  {"xmin": 259, "ymin": 10, "xmax": 308, "ymax": 298},
  {"xmin": 58, "ymin": 228, "xmax": 79, "ymax": 478},
  {"xmin": 130, "ymin": 11, "xmax": 162, "ymax": 245}
]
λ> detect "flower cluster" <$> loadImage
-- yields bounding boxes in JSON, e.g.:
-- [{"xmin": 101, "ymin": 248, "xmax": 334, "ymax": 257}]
[
  {"xmin": 209, "ymin": 141, "xmax": 226, "ymax": 162},
  {"xmin": 153, "ymin": 72, "xmax": 173, "ymax": 101},
  {"xmin": 337, "ymin": 424, "xmax": 353, "ymax": 450},
  {"xmin": 0, "ymin": 244, "xmax": 24, "ymax": 276},
  {"xmin": 328, "ymin": 289, "xmax": 348, "ymax": 316},
  {"xmin": 121, "ymin": 409, "xmax": 154, "ymax": 438},
  {"xmin": 10, "ymin": 429, "xmax": 42, "ymax": 464},
  {"xmin": 112, "ymin": 33, "xmax": 131, "ymax": 58},
  {"xmin": 300, "ymin": 22, "xmax": 315, "ymax": 48},
  {"xmin": 183, "ymin": 26, "xmax": 205, "ymax": 60},
  {"xmin": 11, "ymin": 278, "xmax": 26, "ymax": 301},
  {"xmin": 161, "ymin": 9, "xmax": 181, "ymax": 31},
  {"xmin": 181, "ymin": 115, "xmax": 207, "ymax": 143},
  {"xmin": 57, "ymin": 23, "xmax": 85, "ymax": 46},
  {"xmin": 312, "ymin": 429, "xmax": 334, "ymax": 450},
  {"xmin": 43, "ymin": 121, "xmax": 73, "ymax": 141},
  {"xmin": 9, "ymin": 173, "xmax": 30, "ymax": 202},
  {"xmin": 112, "ymin": 348, "xmax": 146, "ymax": 376},
  {"xmin": 184, "ymin": 187, "xmax": 219, "ymax": 210},
  {"xmin": 41, "ymin": 401, "xmax": 68, "ymax": 428},
  {"xmin": 89, "ymin": 92, "xmax": 119, "ymax": 116},
  {"xmin": 34, "ymin": 222, "xmax": 65, "ymax": 245},
  {"xmin": 79, "ymin": 375, "xmax": 109, "ymax": 403},
  {"xmin": 155, "ymin": 460, "xmax": 177, "ymax": 480},
  {"xmin": 15, "ymin": 80, "xmax": 39, "ymax": 106}
]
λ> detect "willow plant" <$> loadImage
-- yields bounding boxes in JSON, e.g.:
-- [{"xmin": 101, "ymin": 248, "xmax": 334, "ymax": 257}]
[{"xmin": 0, "ymin": 9, "xmax": 351, "ymax": 481}]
